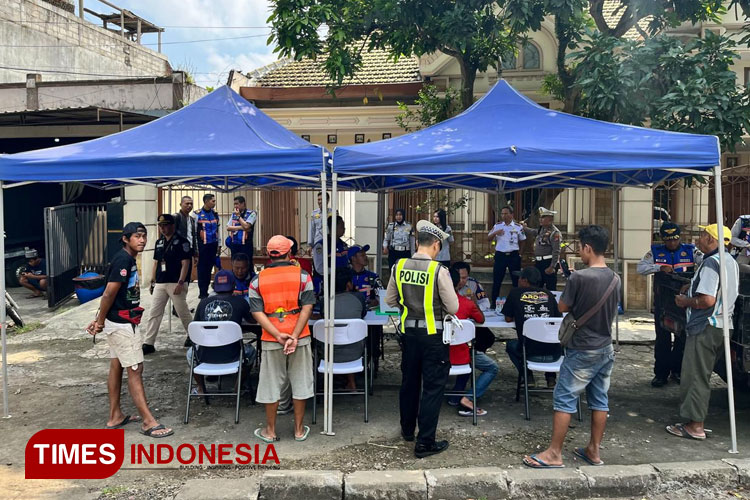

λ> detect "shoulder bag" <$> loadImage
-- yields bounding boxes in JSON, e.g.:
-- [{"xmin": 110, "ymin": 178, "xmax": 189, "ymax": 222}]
[{"xmin": 558, "ymin": 271, "xmax": 619, "ymax": 347}]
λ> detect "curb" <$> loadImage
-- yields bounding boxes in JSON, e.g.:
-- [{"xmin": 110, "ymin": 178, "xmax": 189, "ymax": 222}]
[{"xmin": 175, "ymin": 458, "xmax": 750, "ymax": 499}]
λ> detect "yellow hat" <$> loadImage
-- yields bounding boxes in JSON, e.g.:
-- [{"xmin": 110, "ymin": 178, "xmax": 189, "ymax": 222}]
[{"xmin": 698, "ymin": 224, "xmax": 731, "ymax": 243}]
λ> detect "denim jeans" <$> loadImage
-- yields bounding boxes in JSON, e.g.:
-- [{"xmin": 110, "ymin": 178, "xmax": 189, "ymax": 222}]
[
  {"xmin": 506, "ymin": 339, "xmax": 559, "ymax": 380},
  {"xmin": 554, "ymin": 344, "xmax": 615, "ymax": 414},
  {"xmin": 448, "ymin": 351, "xmax": 499, "ymax": 404}
]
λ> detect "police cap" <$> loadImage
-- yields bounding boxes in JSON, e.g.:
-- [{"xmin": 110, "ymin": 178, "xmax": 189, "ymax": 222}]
[
  {"xmin": 416, "ymin": 220, "xmax": 449, "ymax": 242},
  {"xmin": 157, "ymin": 213, "xmax": 175, "ymax": 225},
  {"xmin": 659, "ymin": 222, "xmax": 681, "ymax": 241}
]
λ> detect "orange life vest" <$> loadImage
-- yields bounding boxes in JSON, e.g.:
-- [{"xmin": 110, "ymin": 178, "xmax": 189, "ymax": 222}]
[{"xmin": 257, "ymin": 264, "xmax": 310, "ymax": 342}]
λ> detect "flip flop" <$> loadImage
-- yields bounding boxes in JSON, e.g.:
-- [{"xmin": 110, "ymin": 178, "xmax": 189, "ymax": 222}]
[
  {"xmin": 523, "ymin": 454, "xmax": 564, "ymax": 468},
  {"xmin": 458, "ymin": 405, "xmax": 488, "ymax": 417},
  {"xmin": 666, "ymin": 423, "xmax": 706, "ymax": 441},
  {"xmin": 295, "ymin": 425, "xmax": 311, "ymax": 442},
  {"xmin": 139, "ymin": 424, "xmax": 173, "ymax": 438},
  {"xmin": 573, "ymin": 447, "xmax": 604, "ymax": 466},
  {"xmin": 254, "ymin": 428, "xmax": 279, "ymax": 443},
  {"xmin": 105, "ymin": 415, "xmax": 142, "ymax": 429}
]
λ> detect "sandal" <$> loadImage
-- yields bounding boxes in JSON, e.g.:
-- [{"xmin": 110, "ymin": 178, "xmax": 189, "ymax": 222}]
[
  {"xmin": 573, "ymin": 447, "xmax": 604, "ymax": 466},
  {"xmin": 458, "ymin": 405, "xmax": 487, "ymax": 417},
  {"xmin": 666, "ymin": 423, "xmax": 706, "ymax": 440},
  {"xmin": 139, "ymin": 424, "xmax": 173, "ymax": 438},
  {"xmin": 295, "ymin": 425, "xmax": 311, "ymax": 442},
  {"xmin": 254, "ymin": 427, "xmax": 279, "ymax": 443},
  {"xmin": 105, "ymin": 415, "xmax": 142, "ymax": 429},
  {"xmin": 522, "ymin": 454, "xmax": 564, "ymax": 468}
]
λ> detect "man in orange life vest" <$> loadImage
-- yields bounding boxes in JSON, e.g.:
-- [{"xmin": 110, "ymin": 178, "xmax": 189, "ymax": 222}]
[{"xmin": 249, "ymin": 235, "xmax": 316, "ymax": 442}]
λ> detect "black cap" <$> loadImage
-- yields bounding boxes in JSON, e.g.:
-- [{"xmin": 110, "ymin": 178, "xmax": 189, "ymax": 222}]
[
  {"xmin": 659, "ymin": 222, "xmax": 681, "ymax": 241},
  {"xmin": 513, "ymin": 266, "xmax": 542, "ymax": 286},
  {"xmin": 123, "ymin": 222, "xmax": 147, "ymax": 237},
  {"xmin": 157, "ymin": 213, "xmax": 175, "ymax": 225}
]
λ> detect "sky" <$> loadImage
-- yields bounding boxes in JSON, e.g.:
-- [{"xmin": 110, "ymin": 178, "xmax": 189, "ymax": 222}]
[{"xmin": 111, "ymin": 0, "xmax": 279, "ymax": 88}]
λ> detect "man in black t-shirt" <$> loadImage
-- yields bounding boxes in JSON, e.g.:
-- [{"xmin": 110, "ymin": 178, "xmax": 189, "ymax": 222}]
[
  {"xmin": 502, "ymin": 267, "xmax": 562, "ymax": 388},
  {"xmin": 19, "ymin": 249, "xmax": 48, "ymax": 298},
  {"xmin": 142, "ymin": 214, "xmax": 192, "ymax": 354},
  {"xmin": 86, "ymin": 222, "xmax": 173, "ymax": 438},
  {"xmin": 187, "ymin": 270, "xmax": 257, "ymax": 393}
]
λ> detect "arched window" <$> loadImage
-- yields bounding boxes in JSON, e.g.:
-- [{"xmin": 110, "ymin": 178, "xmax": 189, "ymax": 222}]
[
  {"xmin": 522, "ymin": 43, "xmax": 540, "ymax": 69},
  {"xmin": 501, "ymin": 51, "xmax": 517, "ymax": 70}
]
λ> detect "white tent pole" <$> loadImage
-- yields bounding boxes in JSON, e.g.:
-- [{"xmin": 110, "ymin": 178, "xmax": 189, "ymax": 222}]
[
  {"xmin": 712, "ymin": 164, "xmax": 738, "ymax": 454},
  {"xmin": 0, "ymin": 181, "xmax": 8, "ymax": 418},
  {"xmin": 376, "ymin": 192, "xmax": 385, "ymax": 277},
  {"xmin": 613, "ymin": 181, "xmax": 620, "ymax": 350},
  {"xmin": 168, "ymin": 186, "xmax": 172, "ymax": 334},
  {"xmin": 320, "ymin": 171, "xmax": 331, "ymax": 435},
  {"xmin": 326, "ymin": 172, "xmax": 338, "ymax": 435}
]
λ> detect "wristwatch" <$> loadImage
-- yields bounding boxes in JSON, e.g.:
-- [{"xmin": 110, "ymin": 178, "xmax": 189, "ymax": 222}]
[{"xmin": 178, "ymin": 279, "xmax": 185, "ymax": 285}]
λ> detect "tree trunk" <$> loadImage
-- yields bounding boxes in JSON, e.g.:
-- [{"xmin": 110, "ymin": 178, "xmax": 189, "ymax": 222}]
[
  {"xmin": 457, "ymin": 58, "xmax": 477, "ymax": 111},
  {"xmin": 554, "ymin": 18, "xmax": 580, "ymax": 114}
]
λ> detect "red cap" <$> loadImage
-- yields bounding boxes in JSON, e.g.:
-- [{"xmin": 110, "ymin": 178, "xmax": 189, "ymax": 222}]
[{"xmin": 267, "ymin": 235, "xmax": 292, "ymax": 256}]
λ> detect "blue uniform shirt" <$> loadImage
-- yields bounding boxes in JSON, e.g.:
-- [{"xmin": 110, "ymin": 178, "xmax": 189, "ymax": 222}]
[
  {"xmin": 196, "ymin": 209, "xmax": 220, "ymax": 245},
  {"xmin": 352, "ymin": 269, "xmax": 379, "ymax": 301},
  {"xmin": 650, "ymin": 243, "xmax": 696, "ymax": 272},
  {"xmin": 227, "ymin": 209, "xmax": 257, "ymax": 246}
]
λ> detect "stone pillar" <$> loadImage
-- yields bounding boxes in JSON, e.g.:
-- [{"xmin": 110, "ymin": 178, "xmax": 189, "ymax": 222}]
[
  {"xmin": 123, "ymin": 186, "xmax": 158, "ymax": 285},
  {"xmin": 26, "ymin": 73, "xmax": 41, "ymax": 111},
  {"xmin": 618, "ymin": 186, "xmax": 653, "ymax": 311},
  {"xmin": 672, "ymin": 184, "xmax": 710, "ymax": 239}
]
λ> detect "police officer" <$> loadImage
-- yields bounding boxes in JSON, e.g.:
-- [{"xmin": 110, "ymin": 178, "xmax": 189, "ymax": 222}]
[
  {"xmin": 142, "ymin": 214, "xmax": 192, "ymax": 354},
  {"xmin": 308, "ymin": 191, "xmax": 332, "ymax": 250},
  {"xmin": 383, "ymin": 208, "xmax": 414, "ymax": 271},
  {"xmin": 226, "ymin": 195, "xmax": 257, "ymax": 260},
  {"xmin": 196, "ymin": 193, "xmax": 221, "ymax": 299},
  {"xmin": 637, "ymin": 222, "xmax": 702, "ymax": 387},
  {"xmin": 386, "ymin": 220, "xmax": 458, "ymax": 458},
  {"xmin": 522, "ymin": 207, "xmax": 562, "ymax": 291},
  {"xmin": 489, "ymin": 205, "xmax": 526, "ymax": 305},
  {"xmin": 730, "ymin": 214, "xmax": 750, "ymax": 265}
]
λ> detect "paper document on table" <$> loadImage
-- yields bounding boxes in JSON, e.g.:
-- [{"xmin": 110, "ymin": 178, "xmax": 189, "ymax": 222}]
[{"xmin": 378, "ymin": 288, "xmax": 398, "ymax": 313}]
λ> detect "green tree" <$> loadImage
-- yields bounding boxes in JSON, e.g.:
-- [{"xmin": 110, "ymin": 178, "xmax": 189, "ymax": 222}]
[
  {"xmin": 395, "ymin": 84, "xmax": 461, "ymax": 132},
  {"xmin": 267, "ymin": 0, "xmax": 546, "ymax": 110}
]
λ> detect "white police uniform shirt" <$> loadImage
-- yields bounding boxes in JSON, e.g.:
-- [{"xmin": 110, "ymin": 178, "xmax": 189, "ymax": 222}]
[
  {"xmin": 308, "ymin": 207, "xmax": 332, "ymax": 246},
  {"xmin": 490, "ymin": 221, "xmax": 526, "ymax": 252}
]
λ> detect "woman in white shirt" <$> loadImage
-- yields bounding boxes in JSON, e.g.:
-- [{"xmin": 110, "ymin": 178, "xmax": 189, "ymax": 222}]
[{"xmin": 432, "ymin": 209, "xmax": 454, "ymax": 267}]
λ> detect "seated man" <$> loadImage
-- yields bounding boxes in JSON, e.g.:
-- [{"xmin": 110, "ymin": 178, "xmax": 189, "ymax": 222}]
[
  {"xmin": 20, "ymin": 249, "xmax": 47, "ymax": 298},
  {"xmin": 448, "ymin": 268, "xmax": 498, "ymax": 417},
  {"xmin": 502, "ymin": 267, "xmax": 562, "ymax": 388},
  {"xmin": 188, "ymin": 270, "xmax": 257, "ymax": 395},
  {"xmin": 349, "ymin": 244, "xmax": 384, "ymax": 375},
  {"xmin": 231, "ymin": 252, "xmax": 253, "ymax": 299}
]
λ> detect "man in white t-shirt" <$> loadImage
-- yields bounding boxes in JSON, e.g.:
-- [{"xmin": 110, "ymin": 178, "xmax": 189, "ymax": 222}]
[{"xmin": 488, "ymin": 205, "xmax": 526, "ymax": 305}]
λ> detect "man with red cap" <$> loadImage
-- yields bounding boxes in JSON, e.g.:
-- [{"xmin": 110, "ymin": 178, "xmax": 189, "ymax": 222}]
[{"xmin": 249, "ymin": 235, "xmax": 316, "ymax": 442}]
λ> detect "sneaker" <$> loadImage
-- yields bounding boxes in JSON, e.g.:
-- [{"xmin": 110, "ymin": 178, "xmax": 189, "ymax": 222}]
[
  {"xmin": 651, "ymin": 376, "xmax": 668, "ymax": 388},
  {"xmin": 414, "ymin": 440, "xmax": 449, "ymax": 459},
  {"xmin": 142, "ymin": 344, "xmax": 156, "ymax": 355},
  {"xmin": 276, "ymin": 405, "xmax": 293, "ymax": 415}
]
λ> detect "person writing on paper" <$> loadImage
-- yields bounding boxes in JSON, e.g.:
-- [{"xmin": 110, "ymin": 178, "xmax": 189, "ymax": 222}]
[{"xmin": 386, "ymin": 220, "xmax": 458, "ymax": 458}]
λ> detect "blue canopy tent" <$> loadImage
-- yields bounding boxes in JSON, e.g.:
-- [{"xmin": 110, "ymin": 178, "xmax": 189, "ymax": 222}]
[
  {"xmin": 332, "ymin": 80, "xmax": 739, "ymax": 452},
  {"xmin": 0, "ymin": 86, "xmax": 345, "ymax": 434}
]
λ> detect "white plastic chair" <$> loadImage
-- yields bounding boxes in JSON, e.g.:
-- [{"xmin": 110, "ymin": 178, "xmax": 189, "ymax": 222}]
[
  {"xmin": 312, "ymin": 319, "xmax": 370, "ymax": 423},
  {"xmin": 515, "ymin": 317, "xmax": 582, "ymax": 421},
  {"xmin": 444, "ymin": 320, "xmax": 479, "ymax": 426},
  {"xmin": 185, "ymin": 321, "xmax": 244, "ymax": 424}
]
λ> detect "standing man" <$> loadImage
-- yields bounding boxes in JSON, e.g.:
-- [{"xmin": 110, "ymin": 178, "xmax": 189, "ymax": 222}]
[
  {"xmin": 308, "ymin": 191, "xmax": 331, "ymax": 250},
  {"xmin": 249, "ymin": 236, "xmax": 316, "ymax": 442},
  {"xmin": 522, "ymin": 207, "xmax": 562, "ymax": 291},
  {"xmin": 19, "ymin": 249, "xmax": 47, "ymax": 298},
  {"xmin": 383, "ymin": 208, "xmax": 414, "ymax": 271},
  {"xmin": 523, "ymin": 225, "xmax": 619, "ymax": 468},
  {"xmin": 196, "ymin": 193, "xmax": 221, "ymax": 299},
  {"xmin": 227, "ymin": 195, "xmax": 257, "ymax": 260},
  {"xmin": 386, "ymin": 220, "xmax": 458, "ymax": 458},
  {"xmin": 637, "ymin": 222, "xmax": 702, "ymax": 387},
  {"xmin": 730, "ymin": 214, "xmax": 750, "ymax": 265},
  {"xmin": 667, "ymin": 223, "xmax": 738, "ymax": 441},
  {"xmin": 141, "ymin": 214, "xmax": 192, "ymax": 355},
  {"xmin": 174, "ymin": 195, "xmax": 197, "ymax": 283},
  {"xmin": 489, "ymin": 206, "xmax": 526, "ymax": 305},
  {"xmin": 86, "ymin": 222, "xmax": 173, "ymax": 438}
]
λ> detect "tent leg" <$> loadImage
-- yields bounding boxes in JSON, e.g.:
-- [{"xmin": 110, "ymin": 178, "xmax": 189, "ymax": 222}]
[
  {"xmin": 376, "ymin": 192, "xmax": 385, "ymax": 276},
  {"xmin": 326, "ymin": 173, "xmax": 338, "ymax": 436},
  {"xmin": 320, "ymin": 172, "xmax": 333, "ymax": 436},
  {"xmin": 168, "ymin": 186, "xmax": 172, "ymax": 334},
  {"xmin": 713, "ymin": 164, "xmax": 738, "ymax": 454},
  {"xmin": 0, "ymin": 181, "xmax": 8, "ymax": 418},
  {"xmin": 613, "ymin": 184, "xmax": 620, "ymax": 351}
]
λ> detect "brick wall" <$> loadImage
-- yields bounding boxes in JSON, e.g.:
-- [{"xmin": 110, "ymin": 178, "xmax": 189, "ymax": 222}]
[{"xmin": 0, "ymin": 0, "xmax": 171, "ymax": 84}]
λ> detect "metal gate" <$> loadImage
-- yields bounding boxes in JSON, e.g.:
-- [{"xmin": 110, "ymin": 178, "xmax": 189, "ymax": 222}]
[{"xmin": 44, "ymin": 203, "xmax": 108, "ymax": 308}]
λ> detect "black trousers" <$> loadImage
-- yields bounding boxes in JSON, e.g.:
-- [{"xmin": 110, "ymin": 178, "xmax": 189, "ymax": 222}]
[
  {"xmin": 197, "ymin": 242, "xmax": 218, "ymax": 297},
  {"xmin": 535, "ymin": 258, "xmax": 558, "ymax": 291},
  {"xmin": 491, "ymin": 250, "xmax": 521, "ymax": 304},
  {"xmin": 400, "ymin": 329, "xmax": 450, "ymax": 446},
  {"xmin": 230, "ymin": 241, "xmax": 253, "ymax": 261},
  {"xmin": 654, "ymin": 307, "xmax": 686, "ymax": 379},
  {"xmin": 388, "ymin": 248, "xmax": 412, "ymax": 272}
]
